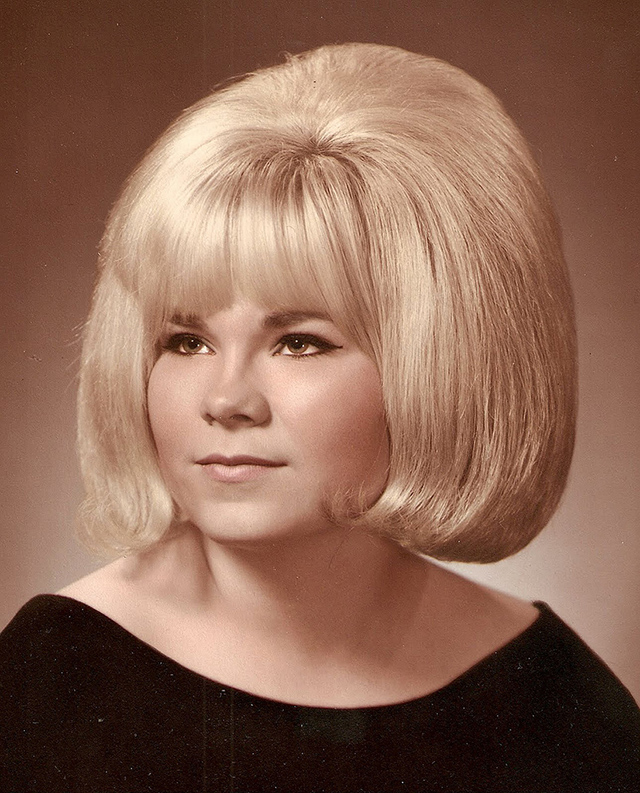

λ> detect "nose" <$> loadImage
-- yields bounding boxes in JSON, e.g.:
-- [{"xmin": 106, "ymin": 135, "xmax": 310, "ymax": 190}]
[{"xmin": 201, "ymin": 358, "xmax": 271, "ymax": 428}]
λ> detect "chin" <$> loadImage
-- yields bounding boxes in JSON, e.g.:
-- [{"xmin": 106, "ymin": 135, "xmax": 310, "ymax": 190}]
[{"xmin": 184, "ymin": 502, "xmax": 338, "ymax": 549}]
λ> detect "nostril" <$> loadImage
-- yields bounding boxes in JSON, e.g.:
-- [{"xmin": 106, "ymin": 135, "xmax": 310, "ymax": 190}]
[
  {"xmin": 201, "ymin": 386, "xmax": 271, "ymax": 427},
  {"xmin": 205, "ymin": 411, "xmax": 257, "ymax": 426}
]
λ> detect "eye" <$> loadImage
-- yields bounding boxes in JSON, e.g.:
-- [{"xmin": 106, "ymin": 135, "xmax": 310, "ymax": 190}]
[
  {"xmin": 275, "ymin": 334, "xmax": 342, "ymax": 358},
  {"xmin": 162, "ymin": 333, "xmax": 211, "ymax": 355}
]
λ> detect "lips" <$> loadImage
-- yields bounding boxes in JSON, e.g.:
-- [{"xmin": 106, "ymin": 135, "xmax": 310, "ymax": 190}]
[
  {"xmin": 196, "ymin": 454, "xmax": 284, "ymax": 467},
  {"xmin": 196, "ymin": 454, "xmax": 285, "ymax": 484}
]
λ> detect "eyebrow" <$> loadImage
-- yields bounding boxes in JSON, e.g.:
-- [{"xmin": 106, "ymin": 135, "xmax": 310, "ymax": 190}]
[
  {"xmin": 168, "ymin": 313, "xmax": 206, "ymax": 329},
  {"xmin": 262, "ymin": 311, "xmax": 331, "ymax": 329},
  {"xmin": 168, "ymin": 310, "xmax": 331, "ymax": 330}
]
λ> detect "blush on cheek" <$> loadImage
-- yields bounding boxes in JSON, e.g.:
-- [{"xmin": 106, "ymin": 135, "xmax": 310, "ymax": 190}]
[
  {"xmin": 147, "ymin": 358, "xmax": 196, "ymax": 452},
  {"xmin": 310, "ymin": 370, "xmax": 389, "ymax": 503}
]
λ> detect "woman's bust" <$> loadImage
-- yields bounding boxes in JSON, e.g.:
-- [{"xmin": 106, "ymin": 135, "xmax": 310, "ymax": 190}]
[{"xmin": 2, "ymin": 42, "xmax": 637, "ymax": 792}]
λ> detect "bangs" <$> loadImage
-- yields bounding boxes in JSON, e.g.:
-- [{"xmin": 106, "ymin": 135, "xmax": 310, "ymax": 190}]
[{"xmin": 129, "ymin": 148, "xmax": 379, "ymax": 350}]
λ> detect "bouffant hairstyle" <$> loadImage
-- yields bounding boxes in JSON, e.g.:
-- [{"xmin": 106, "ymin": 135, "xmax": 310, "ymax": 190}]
[{"xmin": 78, "ymin": 42, "xmax": 576, "ymax": 562}]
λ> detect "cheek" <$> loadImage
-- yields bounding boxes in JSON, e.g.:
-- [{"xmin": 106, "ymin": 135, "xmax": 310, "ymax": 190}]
[
  {"xmin": 146, "ymin": 360, "xmax": 189, "ymax": 458},
  {"xmin": 282, "ymin": 362, "xmax": 389, "ymax": 482},
  {"xmin": 147, "ymin": 364, "xmax": 167, "ymax": 433}
]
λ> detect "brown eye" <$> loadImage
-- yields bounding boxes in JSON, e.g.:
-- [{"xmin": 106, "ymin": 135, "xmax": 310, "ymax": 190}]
[
  {"xmin": 180, "ymin": 336, "xmax": 206, "ymax": 354},
  {"xmin": 163, "ymin": 334, "xmax": 210, "ymax": 355},
  {"xmin": 276, "ymin": 333, "xmax": 341, "ymax": 358},
  {"xmin": 285, "ymin": 338, "xmax": 311, "ymax": 354}
]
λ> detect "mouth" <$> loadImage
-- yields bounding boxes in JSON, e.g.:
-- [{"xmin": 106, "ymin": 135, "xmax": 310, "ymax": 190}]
[
  {"xmin": 196, "ymin": 454, "xmax": 285, "ymax": 484},
  {"xmin": 196, "ymin": 454, "xmax": 284, "ymax": 467}
]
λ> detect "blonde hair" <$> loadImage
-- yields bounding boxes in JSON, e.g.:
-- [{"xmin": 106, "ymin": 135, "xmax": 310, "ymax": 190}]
[{"xmin": 78, "ymin": 42, "xmax": 576, "ymax": 562}]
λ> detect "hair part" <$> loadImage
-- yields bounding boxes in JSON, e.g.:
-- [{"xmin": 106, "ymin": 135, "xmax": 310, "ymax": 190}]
[{"xmin": 78, "ymin": 43, "xmax": 577, "ymax": 562}]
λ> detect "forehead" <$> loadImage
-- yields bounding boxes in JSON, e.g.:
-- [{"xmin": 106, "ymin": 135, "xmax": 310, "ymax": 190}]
[{"xmin": 135, "ymin": 180, "xmax": 376, "ymax": 348}]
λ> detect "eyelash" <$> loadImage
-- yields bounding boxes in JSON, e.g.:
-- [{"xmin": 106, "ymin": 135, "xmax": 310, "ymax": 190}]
[
  {"xmin": 161, "ymin": 334, "xmax": 210, "ymax": 356},
  {"xmin": 160, "ymin": 333, "xmax": 341, "ymax": 359}
]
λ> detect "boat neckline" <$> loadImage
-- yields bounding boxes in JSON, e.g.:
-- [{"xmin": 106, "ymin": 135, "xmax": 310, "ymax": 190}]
[{"xmin": 33, "ymin": 593, "xmax": 552, "ymax": 712}]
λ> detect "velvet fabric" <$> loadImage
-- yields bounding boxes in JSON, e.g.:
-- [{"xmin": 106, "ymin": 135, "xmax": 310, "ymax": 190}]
[{"xmin": 1, "ymin": 596, "xmax": 638, "ymax": 792}]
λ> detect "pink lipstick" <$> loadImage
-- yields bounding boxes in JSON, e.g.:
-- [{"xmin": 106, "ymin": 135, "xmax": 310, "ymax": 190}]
[{"xmin": 196, "ymin": 454, "xmax": 284, "ymax": 484}]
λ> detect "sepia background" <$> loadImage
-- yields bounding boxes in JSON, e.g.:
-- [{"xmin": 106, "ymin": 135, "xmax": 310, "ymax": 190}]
[{"xmin": 2, "ymin": 0, "xmax": 638, "ymax": 702}]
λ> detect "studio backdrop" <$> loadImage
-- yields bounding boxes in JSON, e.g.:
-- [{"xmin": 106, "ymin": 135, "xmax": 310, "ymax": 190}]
[{"xmin": 1, "ymin": 0, "xmax": 638, "ymax": 701}]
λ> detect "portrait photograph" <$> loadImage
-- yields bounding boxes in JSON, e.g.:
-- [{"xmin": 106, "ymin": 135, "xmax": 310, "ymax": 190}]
[{"xmin": 1, "ymin": 1, "xmax": 638, "ymax": 790}]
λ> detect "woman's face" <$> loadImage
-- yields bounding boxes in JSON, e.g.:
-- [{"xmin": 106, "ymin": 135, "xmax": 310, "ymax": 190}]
[{"xmin": 147, "ymin": 300, "xmax": 389, "ymax": 546}]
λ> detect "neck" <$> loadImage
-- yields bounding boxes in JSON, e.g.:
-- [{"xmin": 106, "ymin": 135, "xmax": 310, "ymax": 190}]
[
  {"xmin": 144, "ymin": 523, "xmax": 429, "ymax": 661},
  {"xmin": 117, "ymin": 523, "xmax": 438, "ymax": 707}
]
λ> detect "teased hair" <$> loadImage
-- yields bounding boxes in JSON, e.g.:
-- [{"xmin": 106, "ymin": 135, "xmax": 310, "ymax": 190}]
[{"xmin": 78, "ymin": 42, "xmax": 576, "ymax": 562}]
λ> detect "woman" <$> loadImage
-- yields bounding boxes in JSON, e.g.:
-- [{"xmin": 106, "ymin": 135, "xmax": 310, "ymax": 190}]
[{"xmin": 1, "ymin": 43, "xmax": 638, "ymax": 792}]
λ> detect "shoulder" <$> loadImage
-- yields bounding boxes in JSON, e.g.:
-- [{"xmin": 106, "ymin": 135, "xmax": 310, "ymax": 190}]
[
  {"xmin": 454, "ymin": 600, "xmax": 640, "ymax": 789},
  {"xmin": 57, "ymin": 556, "xmax": 131, "ymax": 606},
  {"xmin": 0, "ymin": 594, "xmax": 207, "ymax": 790},
  {"xmin": 507, "ymin": 602, "xmax": 640, "ymax": 726},
  {"xmin": 0, "ymin": 594, "xmax": 110, "ymax": 768},
  {"xmin": 0, "ymin": 594, "xmax": 97, "ymax": 663},
  {"xmin": 511, "ymin": 604, "xmax": 640, "ymax": 788},
  {"xmin": 0, "ymin": 594, "xmax": 119, "ymax": 696},
  {"xmin": 416, "ymin": 566, "xmax": 640, "ymax": 788},
  {"xmin": 429, "ymin": 566, "xmax": 640, "ymax": 740},
  {"xmin": 0, "ymin": 587, "xmax": 171, "ymax": 710},
  {"xmin": 0, "ymin": 590, "xmax": 201, "ymax": 715}
]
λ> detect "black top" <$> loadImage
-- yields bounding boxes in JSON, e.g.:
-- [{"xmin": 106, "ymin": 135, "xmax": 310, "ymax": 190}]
[{"xmin": 0, "ymin": 596, "xmax": 638, "ymax": 792}]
